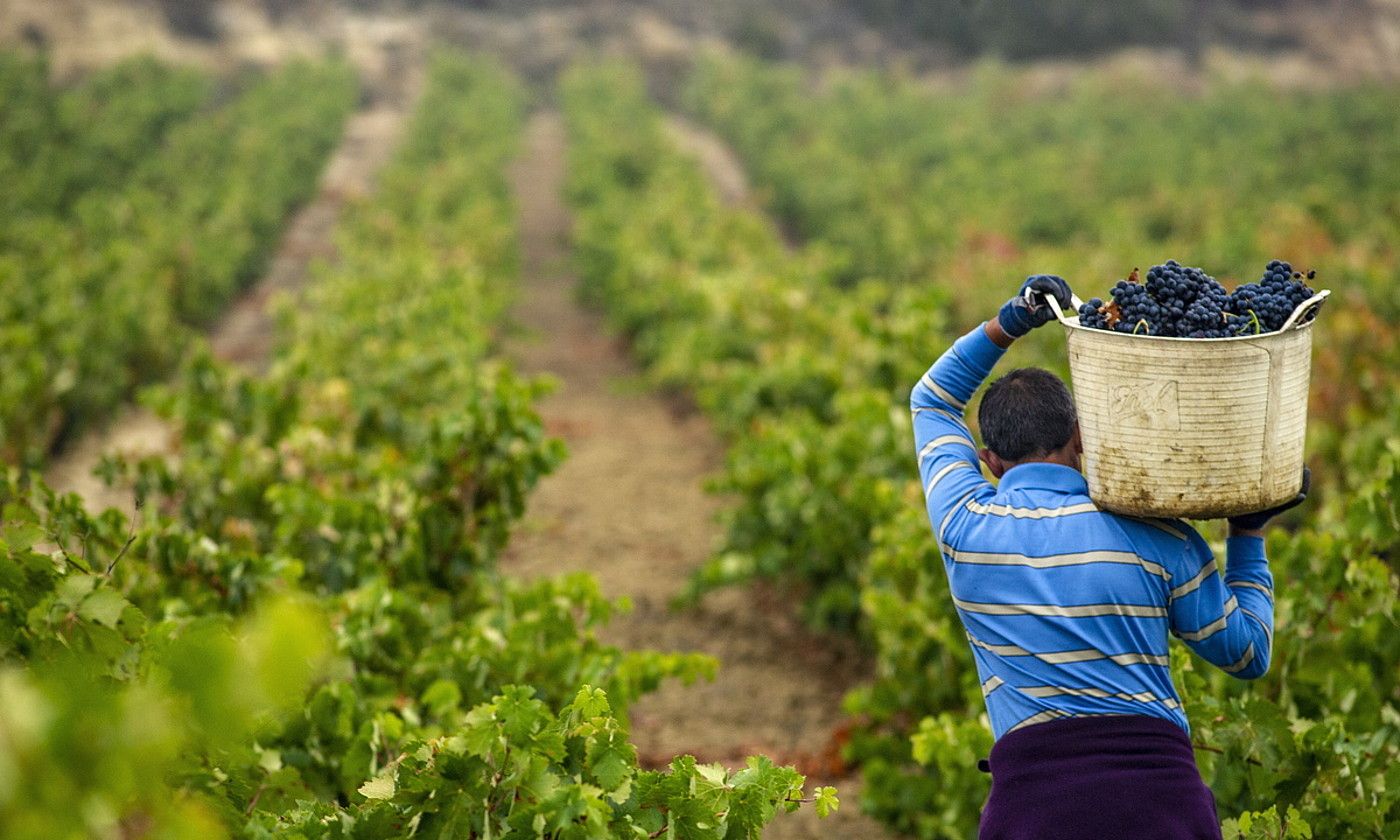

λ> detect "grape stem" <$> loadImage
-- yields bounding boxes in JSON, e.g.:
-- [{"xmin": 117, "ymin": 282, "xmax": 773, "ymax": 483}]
[{"xmin": 1132, "ymin": 319, "xmax": 1150, "ymax": 335}]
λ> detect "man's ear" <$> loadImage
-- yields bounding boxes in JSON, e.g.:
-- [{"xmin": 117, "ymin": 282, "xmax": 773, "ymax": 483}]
[
  {"xmin": 979, "ymin": 448, "xmax": 1007, "ymax": 479},
  {"xmin": 1071, "ymin": 424, "xmax": 1083, "ymax": 459}
]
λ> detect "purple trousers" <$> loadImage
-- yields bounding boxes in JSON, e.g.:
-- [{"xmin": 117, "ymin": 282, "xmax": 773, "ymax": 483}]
[{"xmin": 979, "ymin": 715, "xmax": 1222, "ymax": 840}]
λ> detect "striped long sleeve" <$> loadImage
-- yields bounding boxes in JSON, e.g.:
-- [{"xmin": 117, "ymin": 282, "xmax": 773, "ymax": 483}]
[
  {"xmin": 910, "ymin": 323, "xmax": 1003, "ymax": 537},
  {"xmin": 1167, "ymin": 532, "xmax": 1274, "ymax": 679}
]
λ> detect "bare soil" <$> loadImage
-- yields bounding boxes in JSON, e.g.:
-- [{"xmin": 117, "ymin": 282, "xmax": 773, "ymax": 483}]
[
  {"xmin": 664, "ymin": 114, "xmax": 753, "ymax": 208},
  {"xmin": 45, "ymin": 49, "xmax": 421, "ymax": 512},
  {"xmin": 503, "ymin": 112, "xmax": 898, "ymax": 839},
  {"xmin": 209, "ymin": 103, "xmax": 408, "ymax": 370}
]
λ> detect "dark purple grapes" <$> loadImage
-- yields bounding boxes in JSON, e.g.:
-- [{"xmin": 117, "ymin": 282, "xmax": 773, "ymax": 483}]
[
  {"xmin": 1078, "ymin": 297, "xmax": 1108, "ymax": 329},
  {"xmin": 1078, "ymin": 260, "xmax": 1316, "ymax": 338},
  {"xmin": 1223, "ymin": 260, "xmax": 1318, "ymax": 334}
]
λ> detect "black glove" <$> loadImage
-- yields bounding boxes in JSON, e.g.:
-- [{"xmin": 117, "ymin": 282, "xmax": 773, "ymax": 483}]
[
  {"xmin": 998, "ymin": 275, "xmax": 1074, "ymax": 338},
  {"xmin": 1229, "ymin": 468, "xmax": 1311, "ymax": 531}
]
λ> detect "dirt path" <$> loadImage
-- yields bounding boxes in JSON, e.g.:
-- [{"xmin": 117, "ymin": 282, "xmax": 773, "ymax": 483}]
[
  {"xmin": 664, "ymin": 114, "xmax": 752, "ymax": 208},
  {"xmin": 208, "ymin": 103, "xmax": 405, "ymax": 370},
  {"xmin": 664, "ymin": 113, "xmax": 807, "ymax": 253},
  {"xmin": 45, "ymin": 69, "xmax": 418, "ymax": 513},
  {"xmin": 503, "ymin": 112, "xmax": 897, "ymax": 839}
]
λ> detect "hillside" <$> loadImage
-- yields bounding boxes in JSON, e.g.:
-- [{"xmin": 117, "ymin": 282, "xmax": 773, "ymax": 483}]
[{"xmin": 2, "ymin": 0, "xmax": 1398, "ymax": 85}]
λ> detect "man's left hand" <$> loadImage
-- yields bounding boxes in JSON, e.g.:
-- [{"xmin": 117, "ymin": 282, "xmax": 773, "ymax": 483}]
[
  {"xmin": 1229, "ymin": 468, "xmax": 1311, "ymax": 533},
  {"xmin": 998, "ymin": 275, "xmax": 1074, "ymax": 338}
]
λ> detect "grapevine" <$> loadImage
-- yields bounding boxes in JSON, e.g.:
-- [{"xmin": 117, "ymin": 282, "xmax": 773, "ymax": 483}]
[
  {"xmin": 678, "ymin": 55, "xmax": 1398, "ymax": 838},
  {"xmin": 0, "ymin": 54, "xmax": 356, "ymax": 465},
  {"xmin": 4, "ymin": 35, "xmax": 1396, "ymax": 840},
  {"xmin": 1, "ymin": 53, "xmax": 830, "ymax": 839}
]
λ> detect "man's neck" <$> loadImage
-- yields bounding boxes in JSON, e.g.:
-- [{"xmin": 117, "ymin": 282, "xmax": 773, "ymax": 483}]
[{"xmin": 1007, "ymin": 454, "xmax": 1080, "ymax": 472}]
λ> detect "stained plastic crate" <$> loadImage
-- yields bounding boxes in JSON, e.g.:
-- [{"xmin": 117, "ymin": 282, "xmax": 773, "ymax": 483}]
[{"xmin": 1041, "ymin": 289, "xmax": 1327, "ymax": 518}]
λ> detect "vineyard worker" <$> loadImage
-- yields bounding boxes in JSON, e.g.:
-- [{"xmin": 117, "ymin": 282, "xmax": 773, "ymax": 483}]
[{"xmin": 910, "ymin": 275, "xmax": 1309, "ymax": 840}]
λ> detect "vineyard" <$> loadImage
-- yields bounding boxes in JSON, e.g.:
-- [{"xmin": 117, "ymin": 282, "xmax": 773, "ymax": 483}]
[
  {"xmin": 2, "ymin": 10, "xmax": 1398, "ymax": 840},
  {"xmin": 0, "ymin": 53, "xmax": 356, "ymax": 464}
]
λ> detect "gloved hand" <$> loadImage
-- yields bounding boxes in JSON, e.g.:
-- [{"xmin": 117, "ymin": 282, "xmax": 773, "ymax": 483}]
[
  {"xmin": 1228, "ymin": 468, "xmax": 1311, "ymax": 531},
  {"xmin": 998, "ymin": 274, "xmax": 1074, "ymax": 338}
]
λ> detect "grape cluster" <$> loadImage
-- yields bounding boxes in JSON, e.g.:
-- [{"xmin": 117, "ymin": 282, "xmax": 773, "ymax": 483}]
[
  {"xmin": 1077, "ymin": 259, "xmax": 1317, "ymax": 338},
  {"xmin": 1224, "ymin": 260, "xmax": 1318, "ymax": 333}
]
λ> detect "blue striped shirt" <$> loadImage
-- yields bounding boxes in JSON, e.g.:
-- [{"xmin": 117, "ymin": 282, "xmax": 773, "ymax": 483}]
[{"xmin": 912, "ymin": 323, "xmax": 1275, "ymax": 740}]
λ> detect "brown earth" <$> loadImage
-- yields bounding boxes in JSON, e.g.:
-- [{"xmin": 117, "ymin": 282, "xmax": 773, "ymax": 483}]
[
  {"xmin": 503, "ymin": 111, "xmax": 900, "ymax": 839},
  {"xmin": 45, "ymin": 42, "xmax": 423, "ymax": 512},
  {"xmin": 664, "ymin": 113, "xmax": 753, "ymax": 208},
  {"xmin": 664, "ymin": 112, "xmax": 808, "ymax": 253}
]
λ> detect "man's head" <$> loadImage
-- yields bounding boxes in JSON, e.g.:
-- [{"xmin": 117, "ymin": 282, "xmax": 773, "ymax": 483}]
[{"xmin": 976, "ymin": 367, "xmax": 1082, "ymax": 478}]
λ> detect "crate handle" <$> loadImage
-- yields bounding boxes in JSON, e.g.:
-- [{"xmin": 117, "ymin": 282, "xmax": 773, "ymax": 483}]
[
  {"xmin": 1279, "ymin": 289, "xmax": 1330, "ymax": 333},
  {"xmin": 1024, "ymin": 288, "xmax": 1084, "ymax": 324}
]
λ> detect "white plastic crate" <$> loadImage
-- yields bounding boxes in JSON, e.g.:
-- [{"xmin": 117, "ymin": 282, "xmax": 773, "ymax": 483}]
[{"xmin": 1040, "ymin": 288, "xmax": 1327, "ymax": 518}]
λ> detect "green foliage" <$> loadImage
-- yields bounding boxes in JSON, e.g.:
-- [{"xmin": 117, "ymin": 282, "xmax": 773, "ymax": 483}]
[
  {"xmin": 841, "ymin": 499, "xmax": 987, "ymax": 837},
  {"xmin": 690, "ymin": 54, "xmax": 1400, "ymax": 840},
  {"xmin": 0, "ymin": 56, "xmax": 356, "ymax": 464},
  {"xmin": 562, "ymin": 62, "xmax": 950, "ymax": 630},
  {"xmin": 0, "ymin": 53, "xmax": 211, "ymax": 223},
  {"xmin": 686, "ymin": 55, "xmax": 1400, "ymax": 312},
  {"xmin": 0, "ymin": 620, "xmax": 320, "ymax": 840},
  {"xmin": 2, "ymin": 52, "xmax": 827, "ymax": 838},
  {"xmin": 255, "ymin": 685, "xmax": 815, "ymax": 839},
  {"xmin": 564, "ymin": 53, "xmax": 1400, "ymax": 837},
  {"xmin": 906, "ymin": 714, "xmax": 993, "ymax": 839},
  {"xmin": 1222, "ymin": 806, "xmax": 1314, "ymax": 840},
  {"xmin": 690, "ymin": 391, "xmax": 908, "ymax": 629},
  {"xmin": 0, "ymin": 468, "xmax": 334, "ymax": 837}
]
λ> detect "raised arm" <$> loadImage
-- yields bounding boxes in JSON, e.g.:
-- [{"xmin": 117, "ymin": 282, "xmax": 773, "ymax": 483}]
[
  {"xmin": 910, "ymin": 323, "xmax": 1001, "ymax": 533},
  {"xmin": 911, "ymin": 275, "xmax": 1074, "ymax": 538}
]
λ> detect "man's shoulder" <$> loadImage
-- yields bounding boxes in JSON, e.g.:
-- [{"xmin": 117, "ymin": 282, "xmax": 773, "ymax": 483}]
[
  {"xmin": 974, "ymin": 484, "xmax": 1098, "ymax": 517},
  {"xmin": 969, "ymin": 488, "xmax": 1201, "ymax": 545},
  {"xmin": 1098, "ymin": 511, "xmax": 1212, "ymax": 569},
  {"xmin": 1104, "ymin": 512, "xmax": 1198, "ymax": 543},
  {"xmin": 951, "ymin": 487, "xmax": 1104, "ymax": 536}
]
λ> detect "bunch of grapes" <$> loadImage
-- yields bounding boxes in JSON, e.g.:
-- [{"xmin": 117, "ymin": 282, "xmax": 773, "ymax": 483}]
[
  {"xmin": 1076, "ymin": 260, "xmax": 1317, "ymax": 338},
  {"xmin": 1224, "ymin": 260, "xmax": 1318, "ymax": 333}
]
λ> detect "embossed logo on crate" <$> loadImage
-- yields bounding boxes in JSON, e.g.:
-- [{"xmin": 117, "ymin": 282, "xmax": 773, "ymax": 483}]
[{"xmin": 1109, "ymin": 380, "xmax": 1180, "ymax": 431}]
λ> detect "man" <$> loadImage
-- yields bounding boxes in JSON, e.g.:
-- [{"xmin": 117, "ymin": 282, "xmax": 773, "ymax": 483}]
[{"xmin": 910, "ymin": 275, "xmax": 1309, "ymax": 840}]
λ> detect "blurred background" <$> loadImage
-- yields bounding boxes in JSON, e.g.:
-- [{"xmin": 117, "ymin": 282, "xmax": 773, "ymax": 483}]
[{"xmin": 4, "ymin": 0, "xmax": 1399, "ymax": 87}]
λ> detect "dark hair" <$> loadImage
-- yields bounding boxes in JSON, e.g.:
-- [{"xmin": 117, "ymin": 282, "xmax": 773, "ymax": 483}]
[{"xmin": 977, "ymin": 368, "xmax": 1077, "ymax": 462}]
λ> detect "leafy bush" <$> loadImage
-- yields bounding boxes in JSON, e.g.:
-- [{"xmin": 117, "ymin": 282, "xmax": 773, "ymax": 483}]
[
  {"xmin": 687, "ymin": 53, "xmax": 1400, "ymax": 839},
  {"xmin": 1, "ymin": 52, "xmax": 831, "ymax": 838},
  {"xmin": 0, "ymin": 57, "xmax": 356, "ymax": 464},
  {"xmin": 567, "ymin": 54, "xmax": 1399, "ymax": 837},
  {"xmin": 0, "ymin": 53, "xmax": 211, "ymax": 224}
]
